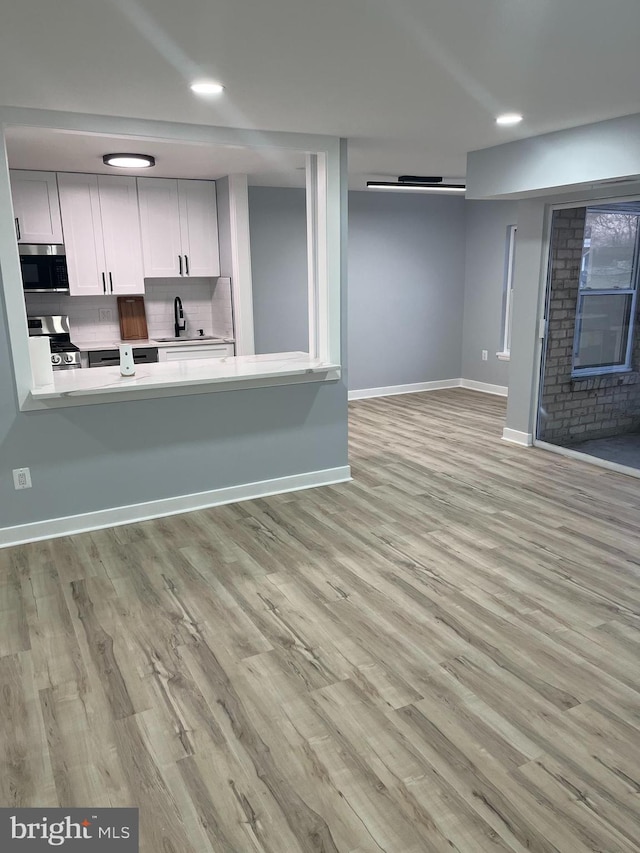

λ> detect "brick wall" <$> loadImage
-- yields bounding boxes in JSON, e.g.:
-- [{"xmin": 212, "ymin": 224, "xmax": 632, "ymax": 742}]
[{"xmin": 539, "ymin": 207, "xmax": 640, "ymax": 445}]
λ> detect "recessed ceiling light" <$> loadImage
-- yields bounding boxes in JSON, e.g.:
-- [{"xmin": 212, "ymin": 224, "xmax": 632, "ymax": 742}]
[
  {"xmin": 190, "ymin": 80, "xmax": 225, "ymax": 95},
  {"xmin": 103, "ymin": 153, "xmax": 155, "ymax": 168},
  {"xmin": 496, "ymin": 113, "xmax": 523, "ymax": 127}
]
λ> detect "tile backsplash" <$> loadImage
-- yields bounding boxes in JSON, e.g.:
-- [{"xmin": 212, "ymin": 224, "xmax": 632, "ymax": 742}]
[
  {"xmin": 144, "ymin": 278, "xmax": 218, "ymax": 339},
  {"xmin": 25, "ymin": 277, "xmax": 234, "ymax": 342}
]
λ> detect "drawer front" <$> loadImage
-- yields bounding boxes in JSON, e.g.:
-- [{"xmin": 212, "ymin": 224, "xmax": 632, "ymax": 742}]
[{"xmin": 163, "ymin": 344, "xmax": 233, "ymax": 361}]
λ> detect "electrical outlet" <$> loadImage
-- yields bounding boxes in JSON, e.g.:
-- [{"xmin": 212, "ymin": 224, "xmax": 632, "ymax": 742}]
[
  {"xmin": 13, "ymin": 467, "xmax": 32, "ymax": 490},
  {"xmin": 99, "ymin": 309, "xmax": 113, "ymax": 322},
  {"xmin": 482, "ymin": 350, "xmax": 488, "ymax": 361}
]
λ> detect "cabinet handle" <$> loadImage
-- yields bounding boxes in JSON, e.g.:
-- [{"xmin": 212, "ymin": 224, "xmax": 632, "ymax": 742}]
[
  {"xmin": 102, "ymin": 272, "xmax": 107, "ymax": 294},
  {"xmin": 184, "ymin": 255, "xmax": 189, "ymax": 275},
  {"xmin": 15, "ymin": 218, "xmax": 21, "ymax": 241},
  {"xmin": 178, "ymin": 255, "xmax": 183, "ymax": 275},
  {"xmin": 109, "ymin": 272, "xmax": 113, "ymax": 293}
]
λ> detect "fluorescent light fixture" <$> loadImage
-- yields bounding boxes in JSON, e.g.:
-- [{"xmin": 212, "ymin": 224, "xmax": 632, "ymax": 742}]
[
  {"xmin": 103, "ymin": 153, "xmax": 155, "ymax": 168},
  {"xmin": 496, "ymin": 113, "xmax": 523, "ymax": 126},
  {"xmin": 190, "ymin": 80, "xmax": 225, "ymax": 95},
  {"xmin": 367, "ymin": 181, "xmax": 465, "ymax": 194}
]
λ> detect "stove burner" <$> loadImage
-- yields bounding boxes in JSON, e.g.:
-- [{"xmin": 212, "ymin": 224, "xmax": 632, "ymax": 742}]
[
  {"xmin": 27, "ymin": 314, "xmax": 82, "ymax": 370},
  {"xmin": 49, "ymin": 339, "xmax": 80, "ymax": 354}
]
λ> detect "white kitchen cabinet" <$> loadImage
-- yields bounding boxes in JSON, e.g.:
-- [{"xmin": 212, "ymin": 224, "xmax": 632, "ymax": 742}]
[
  {"xmin": 138, "ymin": 178, "xmax": 220, "ymax": 279},
  {"xmin": 137, "ymin": 178, "xmax": 182, "ymax": 277},
  {"xmin": 10, "ymin": 170, "xmax": 63, "ymax": 244},
  {"xmin": 178, "ymin": 180, "xmax": 220, "ymax": 277},
  {"xmin": 161, "ymin": 343, "xmax": 234, "ymax": 362},
  {"xmin": 58, "ymin": 173, "xmax": 144, "ymax": 296},
  {"xmin": 97, "ymin": 176, "xmax": 145, "ymax": 294},
  {"xmin": 57, "ymin": 174, "xmax": 105, "ymax": 296}
]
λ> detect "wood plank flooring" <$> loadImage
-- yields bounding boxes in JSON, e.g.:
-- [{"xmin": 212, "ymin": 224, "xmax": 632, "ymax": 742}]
[{"xmin": 2, "ymin": 388, "xmax": 640, "ymax": 852}]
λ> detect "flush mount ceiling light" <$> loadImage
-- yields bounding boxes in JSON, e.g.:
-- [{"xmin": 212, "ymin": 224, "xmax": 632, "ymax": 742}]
[
  {"xmin": 367, "ymin": 175, "xmax": 466, "ymax": 194},
  {"xmin": 103, "ymin": 153, "xmax": 155, "ymax": 168},
  {"xmin": 496, "ymin": 113, "xmax": 523, "ymax": 126},
  {"xmin": 190, "ymin": 80, "xmax": 225, "ymax": 95}
]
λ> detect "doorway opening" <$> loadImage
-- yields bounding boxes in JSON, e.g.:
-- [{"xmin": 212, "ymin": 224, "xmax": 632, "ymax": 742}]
[{"xmin": 536, "ymin": 202, "xmax": 640, "ymax": 471}]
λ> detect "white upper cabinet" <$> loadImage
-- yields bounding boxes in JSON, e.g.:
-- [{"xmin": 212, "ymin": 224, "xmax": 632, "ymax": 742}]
[
  {"xmin": 138, "ymin": 178, "xmax": 220, "ymax": 279},
  {"xmin": 58, "ymin": 173, "xmax": 144, "ymax": 296},
  {"xmin": 137, "ymin": 178, "xmax": 182, "ymax": 278},
  {"xmin": 10, "ymin": 171, "xmax": 64, "ymax": 244},
  {"xmin": 97, "ymin": 176, "xmax": 145, "ymax": 295},
  {"xmin": 178, "ymin": 180, "xmax": 220, "ymax": 278},
  {"xmin": 57, "ymin": 173, "xmax": 106, "ymax": 297}
]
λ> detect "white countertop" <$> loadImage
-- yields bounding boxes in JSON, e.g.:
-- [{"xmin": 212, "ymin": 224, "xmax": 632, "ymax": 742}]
[
  {"xmin": 30, "ymin": 352, "xmax": 339, "ymax": 400},
  {"xmin": 72, "ymin": 337, "xmax": 235, "ymax": 350}
]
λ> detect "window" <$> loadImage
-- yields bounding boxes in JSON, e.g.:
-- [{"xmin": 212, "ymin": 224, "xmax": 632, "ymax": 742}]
[
  {"xmin": 572, "ymin": 209, "xmax": 639, "ymax": 376},
  {"xmin": 497, "ymin": 224, "xmax": 516, "ymax": 360}
]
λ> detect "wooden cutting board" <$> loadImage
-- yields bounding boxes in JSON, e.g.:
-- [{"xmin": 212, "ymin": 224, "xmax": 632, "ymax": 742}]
[{"xmin": 117, "ymin": 296, "xmax": 148, "ymax": 341}]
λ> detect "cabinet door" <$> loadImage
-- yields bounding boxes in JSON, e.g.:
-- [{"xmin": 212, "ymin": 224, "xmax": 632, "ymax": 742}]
[
  {"xmin": 137, "ymin": 178, "xmax": 182, "ymax": 278},
  {"xmin": 178, "ymin": 180, "xmax": 220, "ymax": 277},
  {"xmin": 10, "ymin": 171, "xmax": 63, "ymax": 244},
  {"xmin": 98, "ymin": 176, "xmax": 144, "ymax": 294},
  {"xmin": 57, "ymin": 173, "xmax": 107, "ymax": 296}
]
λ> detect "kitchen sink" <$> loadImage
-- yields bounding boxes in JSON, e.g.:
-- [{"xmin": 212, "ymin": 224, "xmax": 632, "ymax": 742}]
[{"xmin": 154, "ymin": 336, "xmax": 223, "ymax": 342}]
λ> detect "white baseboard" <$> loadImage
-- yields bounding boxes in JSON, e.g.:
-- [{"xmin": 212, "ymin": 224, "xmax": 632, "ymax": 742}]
[
  {"xmin": 460, "ymin": 378, "xmax": 508, "ymax": 397},
  {"xmin": 349, "ymin": 378, "xmax": 508, "ymax": 401},
  {"xmin": 502, "ymin": 428, "xmax": 533, "ymax": 446},
  {"xmin": 349, "ymin": 379, "xmax": 461, "ymax": 401},
  {"xmin": 534, "ymin": 440, "xmax": 640, "ymax": 479},
  {"xmin": 0, "ymin": 466, "xmax": 352, "ymax": 549}
]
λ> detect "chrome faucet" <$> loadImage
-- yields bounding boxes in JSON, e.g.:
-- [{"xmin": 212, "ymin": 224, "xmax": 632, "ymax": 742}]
[{"xmin": 174, "ymin": 296, "xmax": 186, "ymax": 337}]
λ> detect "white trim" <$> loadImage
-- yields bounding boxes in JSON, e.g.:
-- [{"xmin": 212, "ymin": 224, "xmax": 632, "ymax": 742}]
[
  {"xmin": 496, "ymin": 351, "xmax": 511, "ymax": 361},
  {"xmin": 534, "ymin": 440, "xmax": 640, "ymax": 480},
  {"xmin": 460, "ymin": 378, "xmax": 508, "ymax": 396},
  {"xmin": 502, "ymin": 428, "xmax": 533, "ymax": 446},
  {"xmin": 227, "ymin": 174, "xmax": 255, "ymax": 356},
  {"xmin": 349, "ymin": 378, "xmax": 509, "ymax": 401},
  {"xmin": 306, "ymin": 153, "xmax": 319, "ymax": 358},
  {"xmin": 348, "ymin": 379, "xmax": 460, "ymax": 401},
  {"xmin": 502, "ymin": 224, "xmax": 516, "ymax": 355},
  {"xmin": 0, "ymin": 466, "xmax": 352, "ymax": 549}
]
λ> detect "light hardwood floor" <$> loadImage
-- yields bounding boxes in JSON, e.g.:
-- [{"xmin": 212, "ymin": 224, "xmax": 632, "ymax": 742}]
[{"xmin": 2, "ymin": 388, "xmax": 640, "ymax": 852}]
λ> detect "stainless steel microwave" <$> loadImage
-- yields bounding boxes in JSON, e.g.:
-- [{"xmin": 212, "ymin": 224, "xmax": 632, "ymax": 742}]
[{"xmin": 19, "ymin": 244, "xmax": 69, "ymax": 293}]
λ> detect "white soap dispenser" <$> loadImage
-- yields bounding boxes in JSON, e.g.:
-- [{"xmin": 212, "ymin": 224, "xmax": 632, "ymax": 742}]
[{"xmin": 119, "ymin": 343, "xmax": 135, "ymax": 376}]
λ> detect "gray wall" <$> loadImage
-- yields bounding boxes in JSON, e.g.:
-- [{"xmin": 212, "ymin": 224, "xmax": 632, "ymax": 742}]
[
  {"xmin": 462, "ymin": 200, "xmax": 518, "ymax": 387},
  {"xmin": 248, "ymin": 188, "xmax": 515, "ymax": 393},
  {"xmin": 467, "ymin": 112, "xmax": 640, "ymax": 199},
  {"xmin": 249, "ymin": 187, "xmax": 309, "ymax": 354},
  {"xmin": 0, "ymin": 287, "xmax": 348, "ymax": 534},
  {"xmin": 348, "ymin": 191, "xmax": 466, "ymax": 391}
]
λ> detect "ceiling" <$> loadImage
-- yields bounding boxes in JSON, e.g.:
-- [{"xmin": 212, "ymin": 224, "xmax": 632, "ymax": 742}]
[
  {"xmin": 1, "ymin": 0, "xmax": 639, "ymax": 189},
  {"xmin": 5, "ymin": 127, "xmax": 307, "ymax": 186}
]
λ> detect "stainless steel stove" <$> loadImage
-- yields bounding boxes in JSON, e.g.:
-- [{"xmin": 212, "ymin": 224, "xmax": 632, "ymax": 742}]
[{"xmin": 27, "ymin": 315, "xmax": 81, "ymax": 370}]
